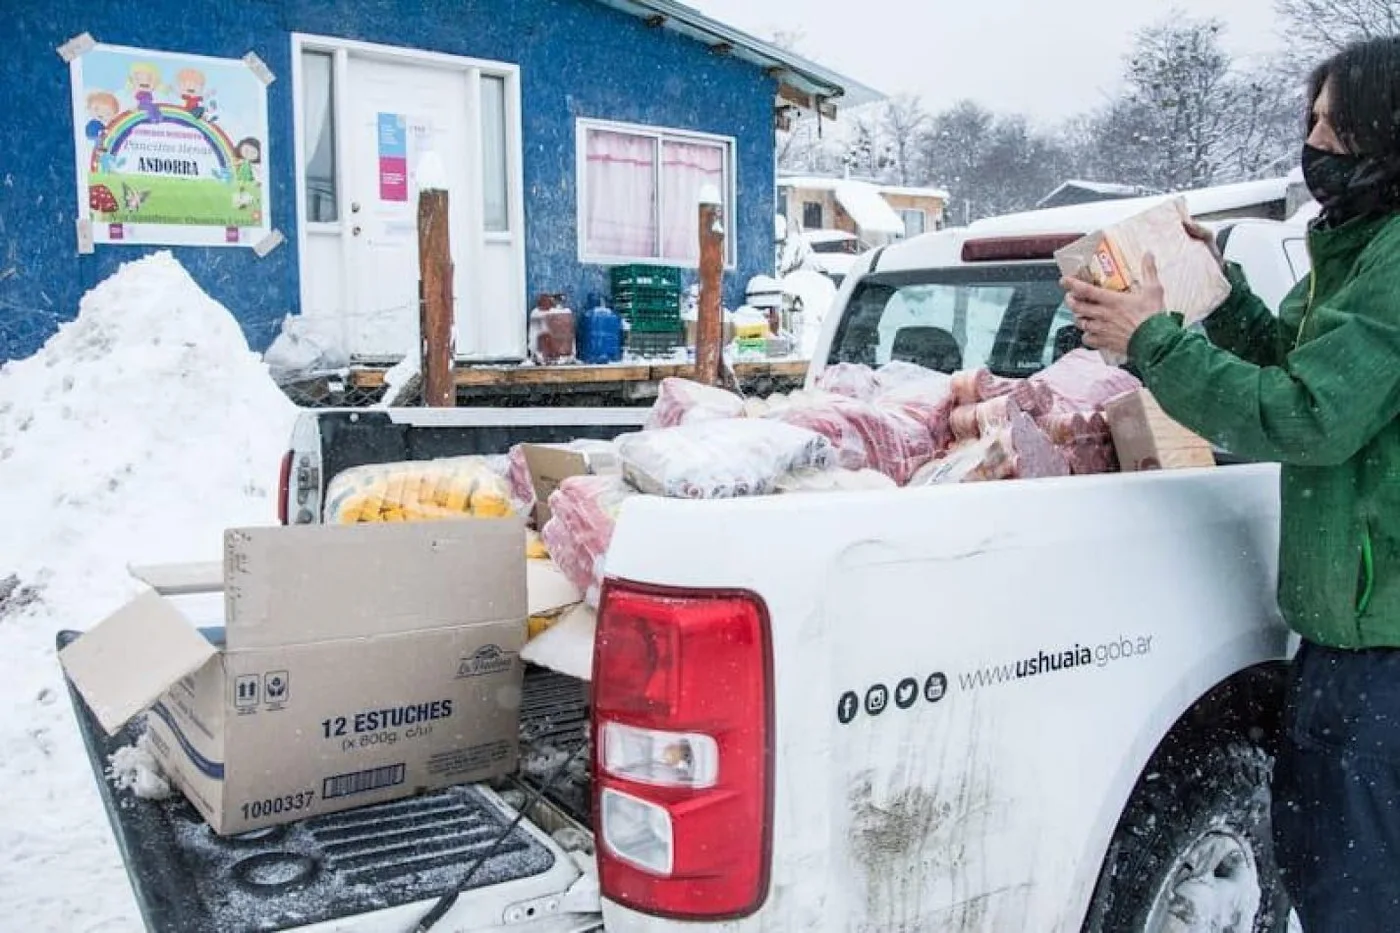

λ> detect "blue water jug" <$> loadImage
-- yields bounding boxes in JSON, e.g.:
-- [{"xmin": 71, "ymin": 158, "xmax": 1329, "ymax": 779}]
[{"xmin": 578, "ymin": 303, "xmax": 623, "ymax": 364}]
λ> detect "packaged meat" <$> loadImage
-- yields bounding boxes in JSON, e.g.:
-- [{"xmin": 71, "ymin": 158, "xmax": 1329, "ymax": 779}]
[
  {"xmin": 874, "ymin": 360, "xmax": 948, "ymax": 392},
  {"xmin": 767, "ymin": 404, "xmax": 869, "ymax": 471},
  {"xmin": 1039, "ymin": 410, "xmax": 1118, "ymax": 475},
  {"xmin": 324, "ymin": 456, "xmax": 516, "ymax": 523},
  {"xmin": 951, "ymin": 368, "xmax": 1020, "ymax": 405},
  {"xmin": 775, "ymin": 468, "xmax": 897, "ymax": 494},
  {"xmin": 618, "ymin": 419, "xmax": 837, "ymax": 499},
  {"xmin": 507, "ymin": 438, "xmax": 623, "ymax": 521},
  {"xmin": 875, "ymin": 372, "xmax": 956, "ymax": 453},
  {"xmin": 1053, "ymin": 198, "xmax": 1231, "ymax": 365},
  {"xmin": 831, "ymin": 398, "xmax": 935, "ymax": 485},
  {"xmin": 540, "ymin": 475, "xmax": 637, "ymax": 603},
  {"xmin": 1030, "ymin": 349, "xmax": 1142, "ymax": 413},
  {"xmin": 815, "ymin": 362, "xmax": 880, "ymax": 400},
  {"xmin": 909, "ymin": 411, "xmax": 1068, "ymax": 485},
  {"xmin": 646, "ymin": 377, "xmax": 746, "ymax": 430}
]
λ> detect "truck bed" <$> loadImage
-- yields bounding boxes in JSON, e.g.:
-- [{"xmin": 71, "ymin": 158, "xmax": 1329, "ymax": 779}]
[{"xmin": 59, "ymin": 630, "xmax": 593, "ymax": 933}]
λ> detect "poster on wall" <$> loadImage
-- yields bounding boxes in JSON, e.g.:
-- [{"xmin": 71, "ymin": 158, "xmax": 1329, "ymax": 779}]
[{"xmin": 69, "ymin": 43, "xmax": 271, "ymax": 247}]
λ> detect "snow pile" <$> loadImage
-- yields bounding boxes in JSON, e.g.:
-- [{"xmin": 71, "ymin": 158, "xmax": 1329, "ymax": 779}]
[
  {"xmin": 107, "ymin": 734, "xmax": 172, "ymax": 801},
  {"xmin": 0, "ymin": 251, "xmax": 297, "ymax": 931}
]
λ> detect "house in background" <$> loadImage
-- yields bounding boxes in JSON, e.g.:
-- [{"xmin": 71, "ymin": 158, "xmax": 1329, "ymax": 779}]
[
  {"xmin": 4, "ymin": 0, "xmax": 879, "ymax": 365},
  {"xmin": 1036, "ymin": 179, "xmax": 1158, "ymax": 210},
  {"xmin": 777, "ymin": 175, "xmax": 948, "ymax": 244}
]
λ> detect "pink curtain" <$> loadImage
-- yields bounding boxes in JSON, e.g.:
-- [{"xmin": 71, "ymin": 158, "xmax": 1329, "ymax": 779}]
[
  {"xmin": 584, "ymin": 130, "xmax": 657, "ymax": 258},
  {"xmin": 660, "ymin": 140, "xmax": 725, "ymax": 262}
]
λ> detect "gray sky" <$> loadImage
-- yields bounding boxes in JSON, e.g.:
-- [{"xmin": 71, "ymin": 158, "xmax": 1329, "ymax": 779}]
[{"xmin": 687, "ymin": 0, "xmax": 1287, "ymax": 125}]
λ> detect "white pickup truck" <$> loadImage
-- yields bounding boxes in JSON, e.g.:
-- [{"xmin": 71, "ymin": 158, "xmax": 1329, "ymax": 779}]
[{"xmin": 63, "ymin": 205, "xmax": 1311, "ymax": 933}]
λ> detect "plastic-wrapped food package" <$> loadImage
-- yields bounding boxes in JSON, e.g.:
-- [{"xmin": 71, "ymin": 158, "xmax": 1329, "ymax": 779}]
[
  {"xmin": 815, "ymin": 362, "xmax": 880, "ymax": 400},
  {"xmin": 909, "ymin": 411, "xmax": 1068, "ymax": 485},
  {"xmin": 775, "ymin": 468, "xmax": 897, "ymax": 494},
  {"xmin": 1040, "ymin": 410, "xmax": 1119, "ymax": 475},
  {"xmin": 645, "ymin": 377, "xmax": 746, "ymax": 430},
  {"xmin": 540, "ymin": 475, "xmax": 637, "ymax": 603},
  {"xmin": 830, "ymin": 398, "xmax": 935, "ymax": 486},
  {"xmin": 875, "ymin": 374, "xmax": 956, "ymax": 454},
  {"xmin": 950, "ymin": 368, "xmax": 1020, "ymax": 405},
  {"xmin": 1053, "ymin": 198, "xmax": 1231, "ymax": 365},
  {"xmin": 324, "ymin": 456, "xmax": 516, "ymax": 523},
  {"xmin": 506, "ymin": 439, "xmax": 623, "ymax": 519},
  {"xmin": 767, "ymin": 404, "xmax": 870, "ymax": 471},
  {"xmin": 618, "ymin": 419, "xmax": 836, "ymax": 498},
  {"xmin": 1030, "ymin": 349, "xmax": 1142, "ymax": 413},
  {"xmin": 874, "ymin": 360, "xmax": 947, "ymax": 391}
]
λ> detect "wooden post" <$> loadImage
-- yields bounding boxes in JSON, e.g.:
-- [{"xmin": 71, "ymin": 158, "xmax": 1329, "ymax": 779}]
[
  {"xmin": 418, "ymin": 183, "xmax": 455, "ymax": 407},
  {"xmin": 694, "ymin": 186, "xmax": 725, "ymax": 386}
]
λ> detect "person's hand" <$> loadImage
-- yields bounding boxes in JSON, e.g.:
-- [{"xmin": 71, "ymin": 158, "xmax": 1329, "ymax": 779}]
[
  {"xmin": 1184, "ymin": 219, "xmax": 1225, "ymax": 269},
  {"xmin": 1061, "ymin": 253, "xmax": 1168, "ymax": 357}
]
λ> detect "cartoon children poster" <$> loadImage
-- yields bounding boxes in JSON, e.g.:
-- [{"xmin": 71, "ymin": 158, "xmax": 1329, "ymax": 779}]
[{"xmin": 69, "ymin": 43, "xmax": 271, "ymax": 247}]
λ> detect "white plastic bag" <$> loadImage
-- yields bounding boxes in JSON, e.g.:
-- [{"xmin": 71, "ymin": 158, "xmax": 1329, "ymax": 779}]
[{"xmin": 618, "ymin": 419, "xmax": 836, "ymax": 498}]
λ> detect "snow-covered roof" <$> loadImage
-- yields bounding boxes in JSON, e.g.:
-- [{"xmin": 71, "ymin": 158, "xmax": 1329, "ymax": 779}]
[
  {"xmin": 877, "ymin": 184, "xmax": 952, "ymax": 200},
  {"xmin": 778, "ymin": 176, "xmax": 950, "ymax": 201},
  {"xmin": 804, "ymin": 228, "xmax": 859, "ymax": 244},
  {"xmin": 593, "ymin": 0, "xmax": 884, "ymax": 109},
  {"xmin": 969, "ymin": 176, "xmax": 1293, "ymax": 236},
  {"xmin": 1053, "ymin": 179, "xmax": 1145, "ymax": 196},
  {"xmin": 834, "ymin": 180, "xmax": 905, "ymax": 235}
]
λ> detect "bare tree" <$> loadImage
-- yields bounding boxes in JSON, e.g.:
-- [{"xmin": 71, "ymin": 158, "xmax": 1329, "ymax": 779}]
[
  {"xmin": 1275, "ymin": 0, "xmax": 1400, "ymax": 57},
  {"xmin": 881, "ymin": 95, "xmax": 931, "ymax": 185}
]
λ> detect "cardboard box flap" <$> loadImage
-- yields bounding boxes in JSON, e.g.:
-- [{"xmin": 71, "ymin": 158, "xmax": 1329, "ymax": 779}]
[
  {"xmin": 129, "ymin": 561, "xmax": 224, "ymax": 595},
  {"xmin": 59, "ymin": 590, "xmax": 218, "ymax": 735},
  {"xmin": 223, "ymin": 519, "xmax": 526, "ymax": 651},
  {"xmin": 521, "ymin": 445, "xmax": 592, "ymax": 527}
]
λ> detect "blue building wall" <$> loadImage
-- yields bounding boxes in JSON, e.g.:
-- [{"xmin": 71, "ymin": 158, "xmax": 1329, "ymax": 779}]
[{"xmin": 4, "ymin": 0, "xmax": 777, "ymax": 362}]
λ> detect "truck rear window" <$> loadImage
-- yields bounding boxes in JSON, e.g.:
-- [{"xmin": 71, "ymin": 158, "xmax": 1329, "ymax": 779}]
[{"xmin": 827, "ymin": 264, "xmax": 1079, "ymax": 378}]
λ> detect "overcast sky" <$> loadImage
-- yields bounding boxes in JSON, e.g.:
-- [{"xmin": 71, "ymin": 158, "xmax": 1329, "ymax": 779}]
[{"xmin": 687, "ymin": 0, "xmax": 1288, "ymax": 125}]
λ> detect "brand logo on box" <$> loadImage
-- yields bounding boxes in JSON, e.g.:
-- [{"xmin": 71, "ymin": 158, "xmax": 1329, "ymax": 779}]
[{"xmin": 456, "ymin": 645, "xmax": 513, "ymax": 679}]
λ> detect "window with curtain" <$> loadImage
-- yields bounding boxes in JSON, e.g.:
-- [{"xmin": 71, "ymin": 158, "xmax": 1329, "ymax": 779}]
[{"xmin": 578, "ymin": 120, "xmax": 733, "ymax": 266}]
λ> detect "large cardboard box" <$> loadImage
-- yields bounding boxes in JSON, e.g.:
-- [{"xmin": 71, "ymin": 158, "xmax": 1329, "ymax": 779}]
[
  {"xmin": 1105, "ymin": 388, "xmax": 1216, "ymax": 472},
  {"xmin": 59, "ymin": 519, "xmax": 527, "ymax": 835}
]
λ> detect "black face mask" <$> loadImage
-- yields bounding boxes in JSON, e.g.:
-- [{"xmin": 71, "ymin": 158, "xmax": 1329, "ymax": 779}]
[{"xmin": 1302, "ymin": 144, "xmax": 1361, "ymax": 206}]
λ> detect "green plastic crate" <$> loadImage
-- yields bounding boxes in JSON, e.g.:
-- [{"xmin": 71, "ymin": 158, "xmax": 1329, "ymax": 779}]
[
  {"xmin": 610, "ymin": 264, "xmax": 682, "ymax": 292},
  {"xmin": 626, "ymin": 328, "xmax": 686, "ymax": 357}
]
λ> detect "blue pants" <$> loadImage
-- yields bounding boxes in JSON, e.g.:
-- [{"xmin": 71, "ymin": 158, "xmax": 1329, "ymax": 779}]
[{"xmin": 1272, "ymin": 640, "xmax": 1400, "ymax": 932}]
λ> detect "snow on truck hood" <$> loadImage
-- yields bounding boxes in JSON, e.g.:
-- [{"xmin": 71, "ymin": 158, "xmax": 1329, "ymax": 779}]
[{"xmin": 0, "ymin": 251, "xmax": 296, "ymax": 931}]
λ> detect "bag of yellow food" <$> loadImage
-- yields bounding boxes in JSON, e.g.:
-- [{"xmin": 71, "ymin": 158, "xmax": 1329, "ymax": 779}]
[{"xmin": 324, "ymin": 456, "xmax": 516, "ymax": 524}]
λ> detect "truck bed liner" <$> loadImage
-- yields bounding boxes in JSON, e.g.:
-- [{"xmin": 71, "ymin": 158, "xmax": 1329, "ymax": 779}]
[{"xmin": 59, "ymin": 631, "xmax": 588, "ymax": 933}]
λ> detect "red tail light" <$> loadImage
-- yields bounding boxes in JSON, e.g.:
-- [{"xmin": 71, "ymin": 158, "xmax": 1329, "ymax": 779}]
[
  {"xmin": 593, "ymin": 581, "xmax": 774, "ymax": 920},
  {"xmin": 277, "ymin": 451, "xmax": 293, "ymax": 525},
  {"xmin": 961, "ymin": 233, "xmax": 1082, "ymax": 262}
]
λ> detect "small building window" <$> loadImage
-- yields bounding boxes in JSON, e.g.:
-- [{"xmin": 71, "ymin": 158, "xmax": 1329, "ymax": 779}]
[
  {"xmin": 301, "ymin": 51, "xmax": 337, "ymax": 223},
  {"xmin": 481, "ymin": 74, "xmax": 509, "ymax": 232},
  {"xmin": 802, "ymin": 201, "xmax": 823, "ymax": 230},
  {"xmin": 578, "ymin": 119, "xmax": 735, "ymax": 267},
  {"xmin": 900, "ymin": 208, "xmax": 926, "ymax": 238}
]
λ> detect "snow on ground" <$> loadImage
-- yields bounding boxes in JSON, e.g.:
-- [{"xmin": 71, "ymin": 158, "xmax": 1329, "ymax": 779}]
[{"xmin": 0, "ymin": 252, "xmax": 297, "ymax": 931}]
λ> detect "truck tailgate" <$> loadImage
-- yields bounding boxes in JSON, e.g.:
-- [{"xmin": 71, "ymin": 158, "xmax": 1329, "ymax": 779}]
[{"xmin": 58, "ymin": 630, "xmax": 591, "ymax": 933}]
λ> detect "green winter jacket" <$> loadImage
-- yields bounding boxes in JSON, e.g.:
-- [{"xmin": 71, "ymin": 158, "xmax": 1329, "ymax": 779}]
[{"xmin": 1127, "ymin": 212, "xmax": 1400, "ymax": 650}]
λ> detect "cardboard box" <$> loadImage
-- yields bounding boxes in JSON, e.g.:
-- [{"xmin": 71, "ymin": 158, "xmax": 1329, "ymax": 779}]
[
  {"xmin": 59, "ymin": 520, "xmax": 527, "ymax": 835},
  {"xmin": 1105, "ymin": 389, "xmax": 1216, "ymax": 472},
  {"xmin": 519, "ymin": 442, "xmax": 619, "ymax": 527}
]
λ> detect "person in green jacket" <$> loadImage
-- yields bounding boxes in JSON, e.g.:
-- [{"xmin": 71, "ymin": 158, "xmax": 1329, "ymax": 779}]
[{"xmin": 1063, "ymin": 35, "xmax": 1400, "ymax": 931}]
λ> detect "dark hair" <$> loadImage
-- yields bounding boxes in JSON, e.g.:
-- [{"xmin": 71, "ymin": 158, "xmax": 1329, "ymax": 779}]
[
  {"xmin": 1308, "ymin": 37, "xmax": 1400, "ymax": 158},
  {"xmin": 236, "ymin": 137, "xmax": 262, "ymax": 164}
]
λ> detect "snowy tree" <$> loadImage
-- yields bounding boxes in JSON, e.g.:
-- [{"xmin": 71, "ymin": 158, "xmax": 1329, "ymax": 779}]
[
  {"xmin": 881, "ymin": 95, "xmax": 932, "ymax": 185},
  {"xmin": 920, "ymin": 101, "xmax": 994, "ymax": 223},
  {"xmin": 1275, "ymin": 0, "xmax": 1400, "ymax": 57}
]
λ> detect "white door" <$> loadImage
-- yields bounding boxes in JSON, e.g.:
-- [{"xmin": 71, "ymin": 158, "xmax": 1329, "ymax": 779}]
[{"xmin": 295, "ymin": 39, "xmax": 526, "ymax": 363}]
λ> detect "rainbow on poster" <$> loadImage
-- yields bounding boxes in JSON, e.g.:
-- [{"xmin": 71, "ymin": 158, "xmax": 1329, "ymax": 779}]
[{"xmin": 70, "ymin": 43, "xmax": 271, "ymax": 248}]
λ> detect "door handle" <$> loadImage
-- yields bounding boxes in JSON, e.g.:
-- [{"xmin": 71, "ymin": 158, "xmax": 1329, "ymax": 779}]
[
  {"xmin": 352, "ymin": 225, "xmax": 362, "ymax": 236},
  {"xmin": 351, "ymin": 201, "xmax": 361, "ymax": 213}
]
